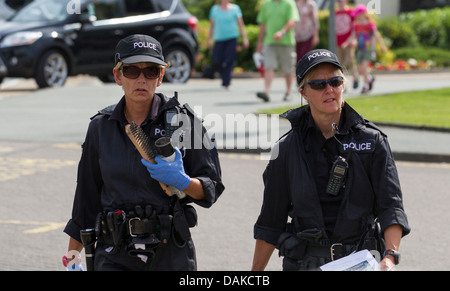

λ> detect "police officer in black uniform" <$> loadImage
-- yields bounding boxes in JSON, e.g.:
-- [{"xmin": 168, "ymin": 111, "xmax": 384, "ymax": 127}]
[
  {"xmin": 63, "ymin": 34, "xmax": 224, "ymax": 271},
  {"xmin": 251, "ymin": 49, "xmax": 410, "ymax": 271}
]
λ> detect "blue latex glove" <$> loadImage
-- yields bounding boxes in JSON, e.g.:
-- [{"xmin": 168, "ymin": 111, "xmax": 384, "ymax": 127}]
[{"xmin": 141, "ymin": 147, "xmax": 191, "ymax": 191}]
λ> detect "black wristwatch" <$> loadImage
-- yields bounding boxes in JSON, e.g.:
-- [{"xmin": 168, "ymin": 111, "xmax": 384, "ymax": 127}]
[{"xmin": 383, "ymin": 249, "xmax": 401, "ymax": 265}]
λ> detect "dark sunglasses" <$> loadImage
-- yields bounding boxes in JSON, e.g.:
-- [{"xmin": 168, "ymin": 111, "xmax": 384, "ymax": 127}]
[
  {"xmin": 305, "ymin": 76, "xmax": 344, "ymax": 90},
  {"xmin": 121, "ymin": 65, "xmax": 161, "ymax": 79}
]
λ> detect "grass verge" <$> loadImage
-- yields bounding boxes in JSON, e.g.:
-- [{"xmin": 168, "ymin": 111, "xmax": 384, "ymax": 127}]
[{"xmin": 258, "ymin": 88, "xmax": 450, "ymax": 129}]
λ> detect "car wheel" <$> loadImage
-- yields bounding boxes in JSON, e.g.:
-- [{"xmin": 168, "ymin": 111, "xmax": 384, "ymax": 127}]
[
  {"xmin": 35, "ymin": 50, "xmax": 68, "ymax": 88},
  {"xmin": 164, "ymin": 46, "xmax": 192, "ymax": 83}
]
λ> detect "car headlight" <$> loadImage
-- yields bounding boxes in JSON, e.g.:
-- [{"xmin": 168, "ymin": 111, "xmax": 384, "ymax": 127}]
[{"xmin": 0, "ymin": 31, "xmax": 43, "ymax": 48}]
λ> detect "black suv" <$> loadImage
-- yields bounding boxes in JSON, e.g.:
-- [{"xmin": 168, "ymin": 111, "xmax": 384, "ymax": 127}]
[{"xmin": 0, "ymin": 0, "xmax": 198, "ymax": 88}]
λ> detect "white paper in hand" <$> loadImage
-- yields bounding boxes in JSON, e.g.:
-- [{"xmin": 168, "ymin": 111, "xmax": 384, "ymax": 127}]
[{"xmin": 320, "ymin": 249, "xmax": 379, "ymax": 271}]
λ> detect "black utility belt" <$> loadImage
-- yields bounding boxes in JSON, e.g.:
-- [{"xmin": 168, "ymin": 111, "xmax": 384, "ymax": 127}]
[
  {"xmin": 96, "ymin": 209, "xmax": 173, "ymax": 247},
  {"xmin": 96, "ymin": 204, "xmax": 198, "ymax": 248},
  {"xmin": 278, "ymin": 232, "xmax": 357, "ymax": 262},
  {"xmin": 128, "ymin": 216, "xmax": 158, "ymax": 237},
  {"xmin": 304, "ymin": 242, "xmax": 357, "ymax": 261}
]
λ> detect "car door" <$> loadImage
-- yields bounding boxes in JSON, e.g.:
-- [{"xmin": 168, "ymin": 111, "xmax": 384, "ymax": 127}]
[
  {"xmin": 71, "ymin": 0, "xmax": 126, "ymax": 75},
  {"xmin": 113, "ymin": 0, "xmax": 167, "ymax": 41},
  {"xmin": 71, "ymin": 0, "xmax": 172, "ymax": 76}
]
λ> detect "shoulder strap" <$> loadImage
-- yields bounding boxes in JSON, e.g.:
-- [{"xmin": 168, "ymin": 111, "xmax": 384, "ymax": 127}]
[
  {"xmin": 180, "ymin": 103, "xmax": 204, "ymax": 123},
  {"xmin": 90, "ymin": 104, "xmax": 116, "ymax": 120},
  {"xmin": 362, "ymin": 119, "xmax": 387, "ymax": 137}
]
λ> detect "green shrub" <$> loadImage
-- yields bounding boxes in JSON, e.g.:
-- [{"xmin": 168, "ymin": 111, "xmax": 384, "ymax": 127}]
[
  {"xmin": 378, "ymin": 8, "xmax": 450, "ymax": 67},
  {"xmin": 378, "ymin": 7, "xmax": 450, "ymax": 50},
  {"xmin": 399, "ymin": 7, "xmax": 450, "ymax": 49},
  {"xmin": 393, "ymin": 46, "xmax": 450, "ymax": 67},
  {"xmin": 377, "ymin": 17, "xmax": 419, "ymax": 49},
  {"xmin": 235, "ymin": 24, "xmax": 260, "ymax": 71},
  {"xmin": 316, "ymin": 10, "xmax": 330, "ymax": 50},
  {"xmin": 194, "ymin": 20, "xmax": 211, "ymax": 72}
]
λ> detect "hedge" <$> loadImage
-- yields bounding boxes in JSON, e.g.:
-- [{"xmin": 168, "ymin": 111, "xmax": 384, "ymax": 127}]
[{"xmin": 378, "ymin": 7, "xmax": 450, "ymax": 50}]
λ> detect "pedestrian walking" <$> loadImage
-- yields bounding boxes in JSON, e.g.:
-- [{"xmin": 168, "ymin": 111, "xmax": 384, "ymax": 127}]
[
  {"xmin": 251, "ymin": 49, "xmax": 410, "ymax": 271},
  {"xmin": 256, "ymin": 0, "xmax": 300, "ymax": 102},
  {"xmin": 294, "ymin": 0, "xmax": 320, "ymax": 62},
  {"xmin": 207, "ymin": 0, "xmax": 249, "ymax": 90}
]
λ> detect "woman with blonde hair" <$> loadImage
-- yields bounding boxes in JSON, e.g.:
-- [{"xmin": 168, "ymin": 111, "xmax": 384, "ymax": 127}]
[{"xmin": 252, "ymin": 49, "xmax": 409, "ymax": 271}]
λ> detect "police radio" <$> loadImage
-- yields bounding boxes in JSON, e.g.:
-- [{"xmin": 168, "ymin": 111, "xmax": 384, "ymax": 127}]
[
  {"xmin": 326, "ymin": 155, "xmax": 348, "ymax": 196},
  {"xmin": 165, "ymin": 107, "xmax": 181, "ymax": 137}
]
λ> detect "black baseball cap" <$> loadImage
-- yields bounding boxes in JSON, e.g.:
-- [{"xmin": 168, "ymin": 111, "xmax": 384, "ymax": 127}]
[
  {"xmin": 115, "ymin": 34, "xmax": 167, "ymax": 66},
  {"xmin": 296, "ymin": 49, "xmax": 344, "ymax": 85}
]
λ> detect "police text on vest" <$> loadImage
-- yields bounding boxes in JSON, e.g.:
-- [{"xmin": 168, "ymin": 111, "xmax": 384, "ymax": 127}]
[{"xmin": 342, "ymin": 141, "xmax": 373, "ymax": 152}]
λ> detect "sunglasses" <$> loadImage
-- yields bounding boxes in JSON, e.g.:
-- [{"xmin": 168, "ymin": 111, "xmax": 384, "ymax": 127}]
[
  {"xmin": 305, "ymin": 76, "xmax": 344, "ymax": 90},
  {"xmin": 121, "ymin": 65, "xmax": 161, "ymax": 79}
]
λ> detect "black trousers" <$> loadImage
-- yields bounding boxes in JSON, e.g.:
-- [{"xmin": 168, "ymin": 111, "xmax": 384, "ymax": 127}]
[
  {"xmin": 212, "ymin": 38, "xmax": 237, "ymax": 87},
  {"xmin": 93, "ymin": 238, "xmax": 197, "ymax": 271}
]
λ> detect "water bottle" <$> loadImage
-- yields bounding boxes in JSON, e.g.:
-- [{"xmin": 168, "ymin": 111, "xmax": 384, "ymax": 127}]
[
  {"xmin": 252, "ymin": 52, "xmax": 264, "ymax": 77},
  {"xmin": 63, "ymin": 254, "xmax": 85, "ymax": 271}
]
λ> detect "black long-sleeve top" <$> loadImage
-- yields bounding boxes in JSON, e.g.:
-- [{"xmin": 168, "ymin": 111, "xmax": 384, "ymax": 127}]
[{"xmin": 64, "ymin": 93, "xmax": 224, "ymax": 243}]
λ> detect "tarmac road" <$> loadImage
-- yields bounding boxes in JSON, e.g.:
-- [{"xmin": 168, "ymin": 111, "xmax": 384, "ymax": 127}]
[
  {"xmin": 0, "ymin": 73, "xmax": 449, "ymax": 271},
  {"xmin": 192, "ymin": 155, "xmax": 450, "ymax": 271},
  {"xmin": 1, "ymin": 143, "xmax": 449, "ymax": 271}
]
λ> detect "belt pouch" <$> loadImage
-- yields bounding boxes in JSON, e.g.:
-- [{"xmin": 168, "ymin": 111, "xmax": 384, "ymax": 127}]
[
  {"xmin": 172, "ymin": 199, "xmax": 191, "ymax": 242},
  {"xmin": 158, "ymin": 214, "xmax": 172, "ymax": 244},
  {"xmin": 184, "ymin": 205, "xmax": 198, "ymax": 228},
  {"xmin": 277, "ymin": 233, "xmax": 306, "ymax": 260},
  {"xmin": 106, "ymin": 211, "xmax": 126, "ymax": 247}
]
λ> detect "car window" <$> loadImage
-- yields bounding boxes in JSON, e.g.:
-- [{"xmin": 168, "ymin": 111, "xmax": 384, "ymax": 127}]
[
  {"xmin": 5, "ymin": 0, "xmax": 32, "ymax": 10},
  {"xmin": 123, "ymin": 0, "xmax": 174, "ymax": 16},
  {"xmin": 88, "ymin": 0, "xmax": 121, "ymax": 20},
  {"xmin": 124, "ymin": 0, "xmax": 155, "ymax": 16},
  {"xmin": 11, "ymin": 0, "xmax": 71, "ymax": 22},
  {"xmin": 153, "ymin": 0, "xmax": 174, "ymax": 11}
]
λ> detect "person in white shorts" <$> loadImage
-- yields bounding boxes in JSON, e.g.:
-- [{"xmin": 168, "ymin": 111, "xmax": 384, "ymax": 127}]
[{"xmin": 256, "ymin": 0, "xmax": 299, "ymax": 102}]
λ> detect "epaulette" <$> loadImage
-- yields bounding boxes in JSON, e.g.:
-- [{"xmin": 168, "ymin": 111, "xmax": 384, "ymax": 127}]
[
  {"xmin": 180, "ymin": 103, "xmax": 204, "ymax": 122},
  {"xmin": 90, "ymin": 104, "xmax": 116, "ymax": 120},
  {"xmin": 361, "ymin": 119, "xmax": 387, "ymax": 137}
]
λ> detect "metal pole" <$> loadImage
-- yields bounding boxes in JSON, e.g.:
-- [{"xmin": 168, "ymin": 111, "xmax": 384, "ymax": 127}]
[{"xmin": 328, "ymin": 0, "xmax": 336, "ymax": 53}]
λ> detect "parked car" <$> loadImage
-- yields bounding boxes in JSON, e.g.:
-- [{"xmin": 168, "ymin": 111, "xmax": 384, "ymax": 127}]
[{"xmin": 0, "ymin": 0, "xmax": 198, "ymax": 88}]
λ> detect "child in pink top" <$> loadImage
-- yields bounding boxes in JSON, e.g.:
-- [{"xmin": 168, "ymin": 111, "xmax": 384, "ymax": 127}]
[{"xmin": 343, "ymin": 4, "xmax": 387, "ymax": 94}]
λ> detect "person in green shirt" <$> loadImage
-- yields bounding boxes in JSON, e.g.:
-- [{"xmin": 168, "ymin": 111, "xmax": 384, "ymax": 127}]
[{"xmin": 256, "ymin": 0, "xmax": 300, "ymax": 102}]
